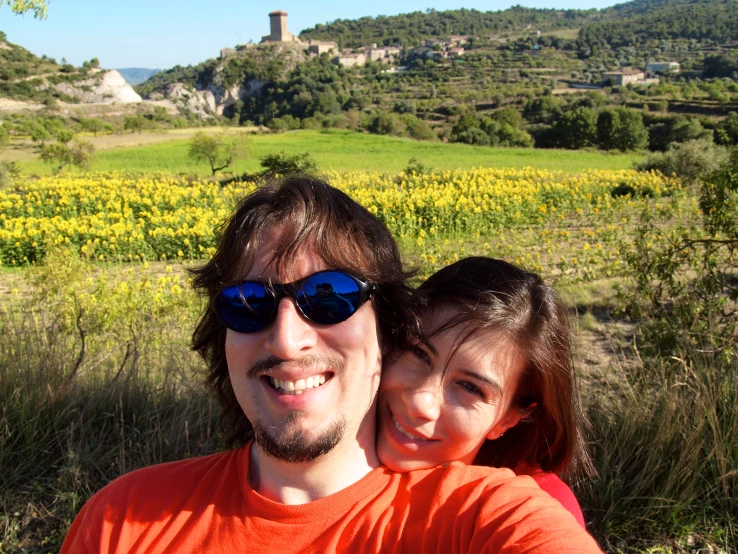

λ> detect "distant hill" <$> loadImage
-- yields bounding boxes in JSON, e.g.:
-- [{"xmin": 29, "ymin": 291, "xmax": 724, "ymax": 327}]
[
  {"xmin": 580, "ymin": 0, "xmax": 738, "ymax": 48},
  {"xmin": 299, "ymin": 6, "xmax": 601, "ymax": 48},
  {"xmin": 117, "ymin": 68, "xmax": 161, "ymax": 86}
]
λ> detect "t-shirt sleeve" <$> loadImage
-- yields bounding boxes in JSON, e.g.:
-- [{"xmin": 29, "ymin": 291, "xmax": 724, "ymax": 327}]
[
  {"xmin": 468, "ymin": 473, "xmax": 602, "ymax": 553},
  {"xmin": 59, "ymin": 495, "xmax": 97, "ymax": 554},
  {"xmin": 530, "ymin": 472, "xmax": 586, "ymax": 528}
]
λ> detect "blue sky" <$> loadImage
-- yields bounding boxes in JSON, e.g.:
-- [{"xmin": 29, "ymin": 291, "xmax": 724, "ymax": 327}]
[{"xmin": 0, "ymin": 0, "xmax": 622, "ymax": 70}]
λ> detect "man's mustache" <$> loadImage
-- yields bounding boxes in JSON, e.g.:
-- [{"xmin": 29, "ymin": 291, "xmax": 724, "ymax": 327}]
[{"xmin": 248, "ymin": 355, "xmax": 346, "ymax": 379}]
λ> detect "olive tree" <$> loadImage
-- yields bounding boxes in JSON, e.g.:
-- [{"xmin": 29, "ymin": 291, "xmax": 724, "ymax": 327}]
[
  {"xmin": 188, "ymin": 131, "xmax": 249, "ymax": 176},
  {"xmin": 40, "ymin": 130, "xmax": 95, "ymax": 174}
]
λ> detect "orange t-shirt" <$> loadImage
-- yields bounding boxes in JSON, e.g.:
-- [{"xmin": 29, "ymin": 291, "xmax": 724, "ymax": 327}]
[
  {"xmin": 514, "ymin": 463, "xmax": 586, "ymax": 528},
  {"xmin": 61, "ymin": 444, "xmax": 602, "ymax": 554}
]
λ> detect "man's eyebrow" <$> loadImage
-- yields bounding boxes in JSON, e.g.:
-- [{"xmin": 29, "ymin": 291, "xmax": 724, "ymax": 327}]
[{"xmin": 458, "ymin": 369, "xmax": 503, "ymax": 396}]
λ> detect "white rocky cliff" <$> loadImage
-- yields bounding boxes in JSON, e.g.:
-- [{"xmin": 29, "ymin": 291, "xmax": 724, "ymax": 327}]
[{"xmin": 50, "ymin": 70, "xmax": 142, "ymax": 104}]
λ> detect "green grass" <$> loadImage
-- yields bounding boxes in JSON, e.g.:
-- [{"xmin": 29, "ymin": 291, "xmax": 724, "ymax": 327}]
[{"xmin": 16, "ymin": 129, "xmax": 641, "ymax": 176}]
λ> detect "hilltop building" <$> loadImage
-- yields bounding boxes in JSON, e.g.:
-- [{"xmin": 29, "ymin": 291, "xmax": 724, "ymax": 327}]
[
  {"xmin": 306, "ymin": 39, "xmax": 338, "ymax": 56},
  {"xmin": 262, "ymin": 10, "xmax": 299, "ymax": 43}
]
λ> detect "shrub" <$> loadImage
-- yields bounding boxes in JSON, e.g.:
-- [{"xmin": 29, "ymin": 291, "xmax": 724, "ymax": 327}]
[
  {"xmin": 268, "ymin": 114, "xmax": 300, "ymax": 132},
  {"xmin": 581, "ymin": 149, "xmax": 738, "ymax": 551},
  {"xmin": 402, "ymin": 115, "xmax": 437, "ymax": 141},
  {"xmin": 369, "ymin": 112, "xmax": 406, "ymax": 137},
  {"xmin": 259, "ymin": 151, "xmax": 317, "ymax": 176},
  {"xmin": 635, "ymin": 139, "xmax": 729, "ymax": 184}
]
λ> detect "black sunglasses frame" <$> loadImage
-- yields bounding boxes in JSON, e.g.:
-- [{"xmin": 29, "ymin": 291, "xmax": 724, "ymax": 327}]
[{"xmin": 213, "ymin": 270, "xmax": 376, "ymax": 334}]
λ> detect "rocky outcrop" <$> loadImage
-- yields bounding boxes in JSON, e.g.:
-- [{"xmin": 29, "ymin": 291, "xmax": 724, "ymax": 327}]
[
  {"xmin": 143, "ymin": 43, "xmax": 304, "ymax": 118},
  {"xmin": 162, "ymin": 83, "xmax": 216, "ymax": 117},
  {"xmin": 50, "ymin": 70, "xmax": 142, "ymax": 104}
]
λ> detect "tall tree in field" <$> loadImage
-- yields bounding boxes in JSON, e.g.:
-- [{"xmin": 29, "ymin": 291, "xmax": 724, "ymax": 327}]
[
  {"xmin": 2, "ymin": 0, "xmax": 48, "ymax": 18},
  {"xmin": 40, "ymin": 130, "xmax": 95, "ymax": 174},
  {"xmin": 597, "ymin": 108, "xmax": 648, "ymax": 152},
  {"xmin": 188, "ymin": 132, "xmax": 249, "ymax": 176}
]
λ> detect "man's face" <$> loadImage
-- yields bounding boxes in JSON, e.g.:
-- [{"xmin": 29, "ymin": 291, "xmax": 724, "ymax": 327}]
[{"xmin": 225, "ymin": 227, "xmax": 383, "ymax": 463}]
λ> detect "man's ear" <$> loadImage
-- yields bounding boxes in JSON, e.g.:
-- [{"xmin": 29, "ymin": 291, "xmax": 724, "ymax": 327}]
[{"xmin": 486, "ymin": 410, "xmax": 525, "ymax": 441}]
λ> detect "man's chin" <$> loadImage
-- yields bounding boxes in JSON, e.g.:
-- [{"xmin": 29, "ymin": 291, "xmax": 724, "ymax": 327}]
[{"xmin": 253, "ymin": 416, "xmax": 347, "ymax": 463}]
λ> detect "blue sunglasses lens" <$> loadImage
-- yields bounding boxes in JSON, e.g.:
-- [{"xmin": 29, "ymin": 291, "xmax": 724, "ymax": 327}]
[
  {"xmin": 297, "ymin": 272, "xmax": 363, "ymax": 324},
  {"xmin": 215, "ymin": 282, "xmax": 275, "ymax": 333},
  {"xmin": 215, "ymin": 271, "xmax": 369, "ymax": 333}
]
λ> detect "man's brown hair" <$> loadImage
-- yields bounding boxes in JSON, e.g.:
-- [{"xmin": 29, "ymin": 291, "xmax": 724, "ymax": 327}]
[{"xmin": 190, "ymin": 176, "xmax": 416, "ymax": 447}]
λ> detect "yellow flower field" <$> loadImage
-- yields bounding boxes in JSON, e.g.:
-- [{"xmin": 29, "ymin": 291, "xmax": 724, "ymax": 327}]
[{"xmin": 0, "ymin": 169, "xmax": 679, "ymax": 274}]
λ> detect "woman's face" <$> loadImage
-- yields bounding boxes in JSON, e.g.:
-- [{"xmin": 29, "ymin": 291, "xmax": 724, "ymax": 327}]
[{"xmin": 376, "ymin": 305, "xmax": 526, "ymax": 472}]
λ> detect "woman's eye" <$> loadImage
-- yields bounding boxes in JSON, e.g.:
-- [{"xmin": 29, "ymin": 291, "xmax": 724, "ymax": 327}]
[
  {"xmin": 410, "ymin": 345, "xmax": 430, "ymax": 364},
  {"xmin": 459, "ymin": 381, "xmax": 484, "ymax": 398}
]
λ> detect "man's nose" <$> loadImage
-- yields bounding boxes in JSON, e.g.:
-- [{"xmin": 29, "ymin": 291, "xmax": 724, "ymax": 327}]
[
  {"xmin": 401, "ymin": 383, "xmax": 442, "ymax": 423},
  {"xmin": 263, "ymin": 298, "xmax": 318, "ymax": 359}
]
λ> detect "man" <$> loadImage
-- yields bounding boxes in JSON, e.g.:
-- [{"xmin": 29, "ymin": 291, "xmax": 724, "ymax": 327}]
[{"xmin": 61, "ymin": 176, "xmax": 601, "ymax": 553}]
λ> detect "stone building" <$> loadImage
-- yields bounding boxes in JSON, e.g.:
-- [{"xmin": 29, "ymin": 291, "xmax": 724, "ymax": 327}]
[
  {"xmin": 646, "ymin": 61, "xmax": 680, "ymax": 75},
  {"xmin": 262, "ymin": 10, "xmax": 299, "ymax": 42},
  {"xmin": 335, "ymin": 53, "xmax": 366, "ymax": 67},
  {"xmin": 307, "ymin": 40, "xmax": 338, "ymax": 56},
  {"xmin": 602, "ymin": 68, "xmax": 646, "ymax": 86}
]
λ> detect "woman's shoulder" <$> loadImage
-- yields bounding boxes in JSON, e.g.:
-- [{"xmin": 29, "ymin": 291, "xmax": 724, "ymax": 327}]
[{"xmin": 512, "ymin": 462, "xmax": 586, "ymax": 528}]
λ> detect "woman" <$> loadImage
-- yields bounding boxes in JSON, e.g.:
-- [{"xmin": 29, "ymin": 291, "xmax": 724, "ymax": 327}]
[{"xmin": 376, "ymin": 256, "xmax": 593, "ymax": 527}]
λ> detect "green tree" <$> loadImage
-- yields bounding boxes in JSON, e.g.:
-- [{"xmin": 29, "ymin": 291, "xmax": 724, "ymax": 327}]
[
  {"xmin": 3, "ymin": 0, "xmax": 48, "ymax": 18},
  {"xmin": 188, "ymin": 132, "xmax": 248, "ymax": 176},
  {"xmin": 80, "ymin": 117, "xmax": 110, "ymax": 137},
  {"xmin": 615, "ymin": 108, "xmax": 649, "ymax": 151},
  {"xmin": 597, "ymin": 108, "xmax": 648, "ymax": 152},
  {"xmin": 0, "ymin": 123, "xmax": 9, "ymax": 147},
  {"xmin": 40, "ymin": 131, "xmax": 95, "ymax": 174},
  {"xmin": 556, "ymin": 107, "xmax": 598, "ymax": 149},
  {"xmin": 716, "ymin": 112, "xmax": 738, "ymax": 146},
  {"xmin": 29, "ymin": 123, "xmax": 51, "ymax": 147},
  {"xmin": 123, "ymin": 115, "xmax": 146, "ymax": 134}
]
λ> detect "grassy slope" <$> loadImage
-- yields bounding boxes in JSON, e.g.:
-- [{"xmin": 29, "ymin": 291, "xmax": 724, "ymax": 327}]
[{"xmin": 16, "ymin": 129, "xmax": 640, "ymax": 176}]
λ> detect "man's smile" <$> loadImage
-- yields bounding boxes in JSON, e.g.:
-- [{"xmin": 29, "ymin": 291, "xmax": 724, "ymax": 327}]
[{"xmin": 267, "ymin": 373, "xmax": 330, "ymax": 395}]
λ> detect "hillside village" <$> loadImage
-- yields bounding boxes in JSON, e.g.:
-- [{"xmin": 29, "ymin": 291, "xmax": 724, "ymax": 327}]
[{"xmin": 1, "ymin": 0, "xmax": 737, "ymax": 154}]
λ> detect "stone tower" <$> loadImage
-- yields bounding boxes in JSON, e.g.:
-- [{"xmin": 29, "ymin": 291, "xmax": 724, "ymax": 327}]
[{"xmin": 269, "ymin": 10, "xmax": 289, "ymax": 42}]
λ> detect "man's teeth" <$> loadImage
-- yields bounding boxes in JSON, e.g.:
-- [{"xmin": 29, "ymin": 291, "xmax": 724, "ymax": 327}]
[
  {"xmin": 392, "ymin": 414, "xmax": 425, "ymax": 441},
  {"xmin": 269, "ymin": 374, "xmax": 327, "ymax": 394}
]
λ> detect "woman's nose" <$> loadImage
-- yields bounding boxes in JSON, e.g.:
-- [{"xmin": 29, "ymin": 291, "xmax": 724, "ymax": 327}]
[
  {"xmin": 402, "ymin": 385, "xmax": 442, "ymax": 422},
  {"xmin": 263, "ymin": 298, "xmax": 318, "ymax": 359}
]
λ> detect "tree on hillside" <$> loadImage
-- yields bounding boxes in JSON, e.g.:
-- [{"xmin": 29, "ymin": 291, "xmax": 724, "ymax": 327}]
[
  {"xmin": 3, "ymin": 0, "xmax": 48, "ymax": 19},
  {"xmin": 188, "ymin": 132, "xmax": 249, "ymax": 176},
  {"xmin": 40, "ymin": 130, "xmax": 95, "ymax": 174},
  {"xmin": 123, "ymin": 115, "xmax": 147, "ymax": 134}
]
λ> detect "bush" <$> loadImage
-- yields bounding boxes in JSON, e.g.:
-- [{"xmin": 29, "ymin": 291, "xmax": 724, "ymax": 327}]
[
  {"xmin": 259, "ymin": 151, "xmax": 317, "ymax": 176},
  {"xmin": 268, "ymin": 114, "xmax": 301, "ymax": 132},
  {"xmin": 635, "ymin": 139, "xmax": 729, "ymax": 184},
  {"xmin": 452, "ymin": 126, "xmax": 491, "ymax": 146},
  {"xmin": 369, "ymin": 112, "xmax": 406, "ymax": 137},
  {"xmin": 402, "ymin": 115, "xmax": 437, "ymax": 141},
  {"xmin": 0, "ymin": 251, "xmax": 219, "ymax": 552},
  {"xmin": 581, "ymin": 148, "xmax": 738, "ymax": 551}
]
